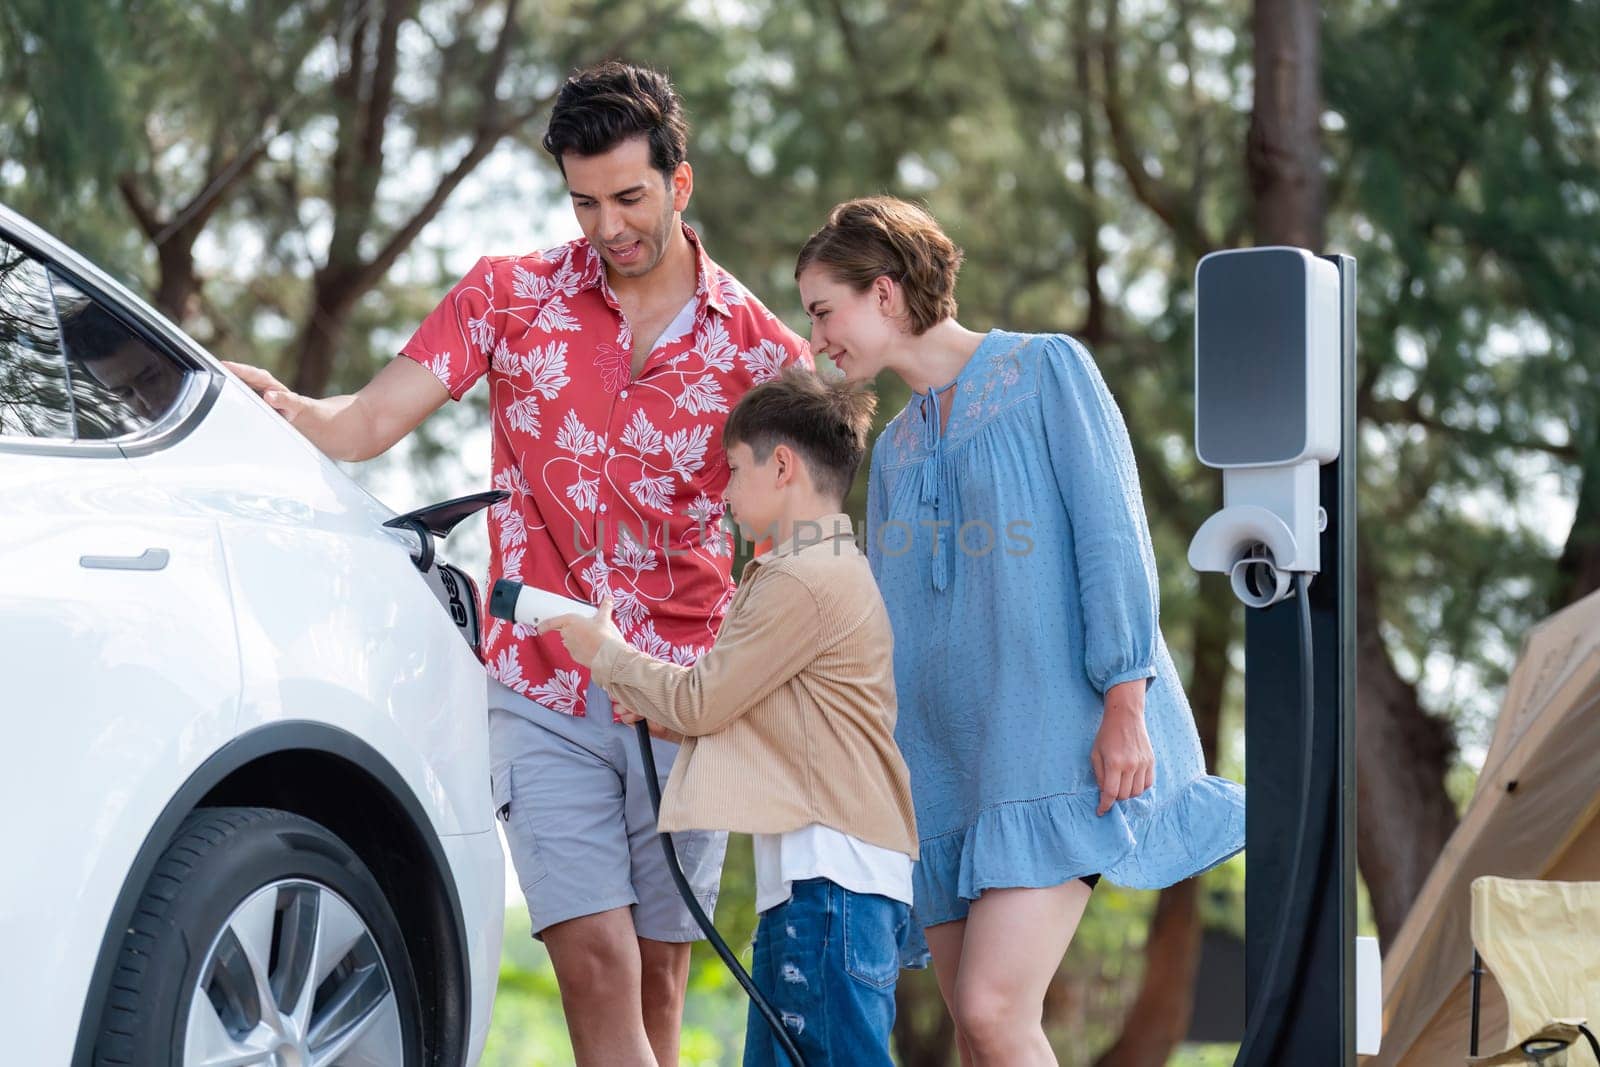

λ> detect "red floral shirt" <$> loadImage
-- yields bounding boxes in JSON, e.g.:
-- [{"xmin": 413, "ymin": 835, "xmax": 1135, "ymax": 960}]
[{"xmin": 401, "ymin": 225, "xmax": 811, "ymax": 716}]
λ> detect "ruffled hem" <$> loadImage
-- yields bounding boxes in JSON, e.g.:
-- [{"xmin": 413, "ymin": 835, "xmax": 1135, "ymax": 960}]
[
  {"xmin": 899, "ymin": 774, "xmax": 1245, "ymax": 968},
  {"xmin": 1102, "ymin": 774, "xmax": 1246, "ymax": 888}
]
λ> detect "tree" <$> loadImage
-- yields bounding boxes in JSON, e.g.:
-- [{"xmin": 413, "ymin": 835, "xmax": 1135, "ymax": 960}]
[
  {"xmin": 113, "ymin": 0, "xmax": 335, "ymax": 323},
  {"xmin": 1326, "ymin": 0, "xmax": 1600, "ymax": 942}
]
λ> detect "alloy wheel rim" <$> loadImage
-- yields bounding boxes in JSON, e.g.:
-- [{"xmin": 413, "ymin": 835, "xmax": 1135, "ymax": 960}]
[{"xmin": 182, "ymin": 878, "xmax": 403, "ymax": 1067}]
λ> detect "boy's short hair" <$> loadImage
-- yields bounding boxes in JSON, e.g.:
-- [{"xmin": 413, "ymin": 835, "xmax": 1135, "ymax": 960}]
[
  {"xmin": 724, "ymin": 368, "xmax": 878, "ymax": 501},
  {"xmin": 542, "ymin": 61, "xmax": 688, "ymax": 177}
]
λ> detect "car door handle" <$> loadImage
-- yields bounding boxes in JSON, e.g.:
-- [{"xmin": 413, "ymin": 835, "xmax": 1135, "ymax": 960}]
[{"xmin": 79, "ymin": 548, "xmax": 171, "ymax": 571}]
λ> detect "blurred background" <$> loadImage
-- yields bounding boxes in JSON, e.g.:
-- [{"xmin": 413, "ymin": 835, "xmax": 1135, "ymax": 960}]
[{"xmin": 3, "ymin": 0, "xmax": 1597, "ymax": 1062}]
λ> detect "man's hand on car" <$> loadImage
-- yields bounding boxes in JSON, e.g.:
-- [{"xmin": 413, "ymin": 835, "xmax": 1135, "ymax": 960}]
[
  {"xmin": 221, "ymin": 357, "xmax": 448, "ymax": 463},
  {"xmin": 222, "ymin": 361, "xmax": 313, "ymax": 424}
]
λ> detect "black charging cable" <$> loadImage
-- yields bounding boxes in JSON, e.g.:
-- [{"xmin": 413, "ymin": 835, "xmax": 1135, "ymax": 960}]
[
  {"xmin": 1233, "ymin": 571, "xmax": 1323, "ymax": 1065},
  {"xmin": 632, "ymin": 722, "xmax": 809, "ymax": 1066}
]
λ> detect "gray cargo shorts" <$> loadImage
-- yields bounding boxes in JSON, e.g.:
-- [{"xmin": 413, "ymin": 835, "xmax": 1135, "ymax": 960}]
[{"xmin": 487, "ymin": 676, "xmax": 727, "ymax": 941}]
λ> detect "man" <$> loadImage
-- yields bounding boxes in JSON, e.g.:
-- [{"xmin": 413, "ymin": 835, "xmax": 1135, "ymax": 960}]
[{"xmin": 227, "ymin": 61, "xmax": 810, "ymax": 1066}]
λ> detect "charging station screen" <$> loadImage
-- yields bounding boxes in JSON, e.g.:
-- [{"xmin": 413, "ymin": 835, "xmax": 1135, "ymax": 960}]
[{"xmin": 1196, "ymin": 250, "xmax": 1309, "ymax": 466}]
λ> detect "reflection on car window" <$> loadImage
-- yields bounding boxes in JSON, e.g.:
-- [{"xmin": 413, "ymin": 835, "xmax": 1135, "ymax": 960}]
[
  {"xmin": 0, "ymin": 238, "xmax": 74, "ymax": 440},
  {"xmin": 54, "ymin": 277, "xmax": 188, "ymax": 438}
]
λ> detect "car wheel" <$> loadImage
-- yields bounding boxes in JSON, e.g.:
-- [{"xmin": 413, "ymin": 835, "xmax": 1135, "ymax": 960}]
[{"xmin": 94, "ymin": 806, "xmax": 421, "ymax": 1067}]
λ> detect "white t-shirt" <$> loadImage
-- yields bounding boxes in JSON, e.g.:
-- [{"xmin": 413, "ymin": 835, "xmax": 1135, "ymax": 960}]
[
  {"xmin": 753, "ymin": 823, "xmax": 915, "ymax": 914},
  {"xmin": 652, "ymin": 295, "xmax": 699, "ymax": 352}
]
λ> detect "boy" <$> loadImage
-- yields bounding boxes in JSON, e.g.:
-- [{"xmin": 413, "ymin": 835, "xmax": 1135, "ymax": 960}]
[{"xmin": 543, "ymin": 367, "xmax": 918, "ymax": 1066}]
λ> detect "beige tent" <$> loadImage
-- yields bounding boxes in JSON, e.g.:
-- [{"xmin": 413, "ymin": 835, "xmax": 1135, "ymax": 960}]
[{"xmin": 1366, "ymin": 588, "xmax": 1600, "ymax": 1066}]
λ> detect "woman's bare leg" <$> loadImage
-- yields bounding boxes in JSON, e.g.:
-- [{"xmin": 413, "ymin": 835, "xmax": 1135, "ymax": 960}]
[{"xmin": 949, "ymin": 882, "xmax": 1094, "ymax": 1066}]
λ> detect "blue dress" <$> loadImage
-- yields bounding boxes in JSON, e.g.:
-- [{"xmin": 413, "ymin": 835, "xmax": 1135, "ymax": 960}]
[{"xmin": 866, "ymin": 330, "xmax": 1245, "ymax": 963}]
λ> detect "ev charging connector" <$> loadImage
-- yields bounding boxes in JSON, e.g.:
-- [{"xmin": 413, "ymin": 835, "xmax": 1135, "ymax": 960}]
[{"xmin": 1188, "ymin": 247, "xmax": 1342, "ymax": 606}]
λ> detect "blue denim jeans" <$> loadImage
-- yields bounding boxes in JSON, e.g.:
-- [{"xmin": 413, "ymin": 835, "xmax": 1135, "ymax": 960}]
[{"xmin": 742, "ymin": 878, "xmax": 909, "ymax": 1067}]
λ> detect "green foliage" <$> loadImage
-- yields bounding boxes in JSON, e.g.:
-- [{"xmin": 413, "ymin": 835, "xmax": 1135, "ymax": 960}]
[
  {"xmin": 483, "ymin": 896, "xmax": 1246, "ymax": 1066},
  {"xmin": 0, "ymin": 0, "xmax": 128, "ymax": 193},
  {"xmin": 1326, "ymin": 0, "xmax": 1600, "ymax": 742},
  {"xmin": 484, "ymin": 905, "xmax": 750, "ymax": 1065}
]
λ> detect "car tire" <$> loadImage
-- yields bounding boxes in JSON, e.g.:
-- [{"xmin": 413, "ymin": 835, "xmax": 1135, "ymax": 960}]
[{"xmin": 93, "ymin": 806, "xmax": 422, "ymax": 1067}]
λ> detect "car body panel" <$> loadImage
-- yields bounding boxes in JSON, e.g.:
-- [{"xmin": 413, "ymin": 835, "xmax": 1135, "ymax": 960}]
[
  {"xmin": 0, "ymin": 449, "xmax": 242, "ymax": 1066},
  {"xmin": 442, "ymin": 828, "xmax": 506, "ymax": 1064},
  {"xmin": 0, "ymin": 202, "xmax": 502, "ymax": 1064},
  {"xmin": 129, "ymin": 377, "xmax": 496, "ymax": 839}
]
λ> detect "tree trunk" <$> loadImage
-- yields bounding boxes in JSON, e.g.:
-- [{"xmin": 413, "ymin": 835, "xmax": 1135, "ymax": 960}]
[
  {"xmin": 1074, "ymin": 0, "xmax": 1107, "ymax": 346},
  {"xmin": 1246, "ymin": 0, "xmax": 1325, "ymax": 250},
  {"xmin": 1552, "ymin": 422, "xmax": 1600, "ymax": 611},
  {"xmin": 1248, "ymin": 0, "xmax": 1458, "ymax": 948},
  {"xmin": 152, "ymin": 235, "xmax": 200, "ymax": 325},
  {"xmin": 290, "ymin": 269, "xmax": 362, "ymax": 397},
  {"xmin": 284, "ymin": 0, "xmax": 545, "ymax": 396},
  {"xmin": 1354, "ymin": 553, "xmax": 1460, "ymax": 947},
  {"xmin": 1093, "ymin": 881, "xmax": 1205, "ymax": 1067},
  {"xmin": 118, "ymin": 114, "xmax": 280, "ymax": 330},
  {"xmin": 117, "ymin": 177, "xmax": 207, "ymax": 327}
]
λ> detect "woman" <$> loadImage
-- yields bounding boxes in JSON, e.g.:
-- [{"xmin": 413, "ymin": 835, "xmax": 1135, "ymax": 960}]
[{"xmin": 794, "ymin": 197, "xmax": 1245, "ymax": 1065}]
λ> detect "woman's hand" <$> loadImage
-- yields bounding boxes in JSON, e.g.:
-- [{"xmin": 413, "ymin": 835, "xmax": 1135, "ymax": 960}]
[
  {"xmin": 1090, "ymin": 679, "xmax": 1156, "ymax": 816},
  {"xmin": 538, "ymin": 597, "xmax": 625, "ymax": 667}
]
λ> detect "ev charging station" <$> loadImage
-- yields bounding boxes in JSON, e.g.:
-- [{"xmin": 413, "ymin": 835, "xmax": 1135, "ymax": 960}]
[{"xmin": 1189, "ymin": 248, "xmax": 1372, "ymax": 1064}]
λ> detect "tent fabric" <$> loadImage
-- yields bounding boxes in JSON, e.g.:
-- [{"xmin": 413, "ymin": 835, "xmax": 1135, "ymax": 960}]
[
  {"xmin": 1366, "ymin": 588, "xmax": 1600, "ymax": 1067},
  {"xmin": 1466, "ymin": 876, "xmax": 1600, "ymax": 1067}
]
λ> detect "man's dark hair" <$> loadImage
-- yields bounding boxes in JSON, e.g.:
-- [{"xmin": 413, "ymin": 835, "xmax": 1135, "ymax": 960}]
[
  {"xmin": 724, "ymin": 368, "xmax": 879, "ymax": 502},
  {"xmin": 57, "ymin": 299, "xmax": 141, "ymax": 363},
  {"xmin": 542, "ymin": 61, "xmax": 688, "ymax": 177}
]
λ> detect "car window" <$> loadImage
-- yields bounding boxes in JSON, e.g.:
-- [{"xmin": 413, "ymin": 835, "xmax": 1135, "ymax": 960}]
[
  {"xmin": 0, "ymin": 237, "xmax": 74, "ymax": 440},
  {"xmin": 0, "ymin": 232, "xmax": 194, "ymax": 444},
  {"xmin": 53, "ymin": 275, "xmax": 190, "ymax": 438}
]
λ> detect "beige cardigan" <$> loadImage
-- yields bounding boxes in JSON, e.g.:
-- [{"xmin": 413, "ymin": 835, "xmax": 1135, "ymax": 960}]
[{"xmin": 590, "ymin": 514, "xmax": 918, "ymax": 858}]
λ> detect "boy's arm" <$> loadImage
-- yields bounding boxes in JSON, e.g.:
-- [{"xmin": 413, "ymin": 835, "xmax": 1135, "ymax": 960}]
[{"xmin": 591, "ymin": 571, "xmax": 822, "ymax": 737}]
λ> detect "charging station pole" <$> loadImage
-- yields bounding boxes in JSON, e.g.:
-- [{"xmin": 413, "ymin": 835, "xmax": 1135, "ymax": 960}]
[{"xmin": 1239, "ymin": 254, "xmax": 1357, "ymax": 1064}]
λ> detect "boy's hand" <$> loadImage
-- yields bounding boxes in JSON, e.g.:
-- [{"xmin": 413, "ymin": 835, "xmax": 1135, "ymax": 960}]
[
  {"xmin": 615, "ymin": 707, "xmax": 685, "ymax": 744},
  {"xmin": 539, "ymin": 597, "xmax": 625, "ymax": 667}
]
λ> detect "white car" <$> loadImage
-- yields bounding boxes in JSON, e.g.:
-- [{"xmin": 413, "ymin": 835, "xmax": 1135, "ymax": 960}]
[{"xmin": 0, "ymin": 203, "xmax": 504, "ymax": 1066}]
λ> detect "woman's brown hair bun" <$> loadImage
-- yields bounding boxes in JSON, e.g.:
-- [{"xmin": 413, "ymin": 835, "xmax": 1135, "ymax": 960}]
[{"xmin": 796, "ymin": 196, "xmax": 963, "ymax": 335}]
